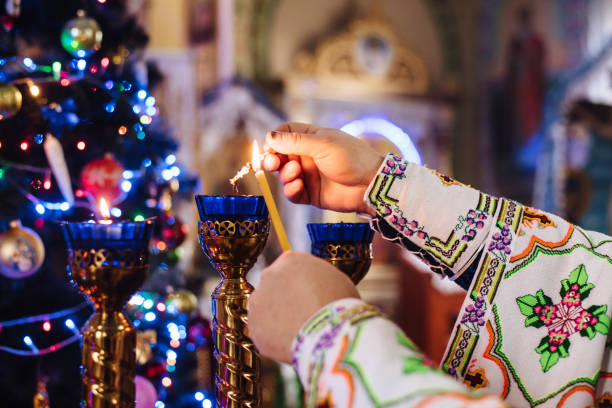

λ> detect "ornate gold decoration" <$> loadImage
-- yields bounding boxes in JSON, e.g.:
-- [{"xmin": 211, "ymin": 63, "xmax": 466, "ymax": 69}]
[
  {"xmin": 70, "ymin": 248, "xmax": 148, "ymax": 269},
  {"xmin": 199, "ymin": 219, "xmax": 269, "ymax": 237},
  {"xmin": 287, "ymin": 18, "xmax": 428, "ymax": 98},
  {"xmin": 135, "ymin": 330, "xmax": 157, "ymax": 365},
  {"xmin": 312, "ymin": 242, "xmax": 373, "ymax": 284},
  {"xmin": 67, "ymin": 248, "xmax": 149, "ymax": 408},
  {"xmin": 198, "ymin": 218, "xmax": 269, "ymax": 408}
]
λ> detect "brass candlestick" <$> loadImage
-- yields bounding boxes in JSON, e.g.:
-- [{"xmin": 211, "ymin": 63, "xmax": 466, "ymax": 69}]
[
  {"xmin": 195, "ymin": 195, "xmax": 269, "ymax": 408},
  {"xmin": 61, "ymin": 220, "xmax": 154, "ymax": 408},
  {"xmin": 307, "ymin": 222, "xmax": 374, "ymax": 284}
]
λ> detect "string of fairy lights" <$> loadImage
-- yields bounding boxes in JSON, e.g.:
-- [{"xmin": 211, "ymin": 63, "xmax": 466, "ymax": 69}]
[
  {"xmin": 0, "ymin": 2, "xmax": 209, "ymax": 406},
  {"xmin": 0, "ymin": 291, "xmax": 213, "ymax": 407},
  {"xmin": 0, "ymin": 55, "xmax": 185, "ymax": 220}
]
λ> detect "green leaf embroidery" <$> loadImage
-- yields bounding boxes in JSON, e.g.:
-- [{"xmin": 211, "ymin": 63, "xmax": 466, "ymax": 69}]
[
  {"xmin": 536, "ymin": 337, "xmax": 549, "ymax": 354},
  {"xmin": 397, "ymin": 331, "xmax": 418, "ymax": 352},
  {"xmin": 525, "ymin": 315, "xmax": 542, "ymax": 328},
  {"xmin": 595, "ymin": 322, "xmax": 609, "ymax": 335},
  {"xmin": 597, "ymin": 313, "xmax": 610, "ymax": 330},
  {"xmin": 540, "ymin": 350, "xmax": 560, "ymax": 372},
  {"xmin": 516, "ymin": 294, "xmax": 538, "ymax": 316},
  {"xmin": 579, "ymin": 283, "xmax": 595, "ymax": 296},
  {"xmin": 568, "ymin": 264, "xmax": 588, "ymax": 286},
  {"xmin": 536, "ymin": 289, "xmax": 547, "ymax": 305},
  {"xmin": 589, "ymin": 304, "xmax": 608, "ymax": 317},
  {"xmin": 402, "ymin": 356, "xmax": 434, "ymax": 374}
]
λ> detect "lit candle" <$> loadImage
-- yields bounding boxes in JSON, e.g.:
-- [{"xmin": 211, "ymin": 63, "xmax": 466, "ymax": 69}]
[
  {"xmin": 251, "ymin": 141, "xmax": 291, "ymax": 251},
  {"xmin": 98, "ymin": 198, "xmax": 112, "ymax": 224}
]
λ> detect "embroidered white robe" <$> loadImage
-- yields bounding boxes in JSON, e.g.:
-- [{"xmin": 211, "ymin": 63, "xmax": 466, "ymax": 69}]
[{"xmin": 291, "ymin": 154, "xmax": 612, "ymax": 407}]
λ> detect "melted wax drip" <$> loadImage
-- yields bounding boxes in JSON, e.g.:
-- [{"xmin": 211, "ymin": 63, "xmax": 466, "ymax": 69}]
[{"xmin": 229, "ymin": 162, "xmax": 252, "ymax": 195}]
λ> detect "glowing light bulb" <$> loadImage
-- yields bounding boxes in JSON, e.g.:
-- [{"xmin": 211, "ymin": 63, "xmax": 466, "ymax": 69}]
[
  {"xmin": 42, "ymin": 321, "xmax": 51, "ymax": 332},
  {"xmin": 29, "ymin": 85, "xmax": 40, "ymax": 97},
  {"xmin": 121, "ymin": 180, "xmax": 132, "ymax": 192},
  {"xmin": 20, "ymin": 141, "xmax": 29, "ymax": 151},
  {"xmin": 76, "ymin": 141, "xmax": 86, "ymax": 150}
]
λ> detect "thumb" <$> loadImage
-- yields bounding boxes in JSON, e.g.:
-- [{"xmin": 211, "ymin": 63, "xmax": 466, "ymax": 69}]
[{"xmin": 266, "ymin": 130, "xmax": 327, "ymax": 157}]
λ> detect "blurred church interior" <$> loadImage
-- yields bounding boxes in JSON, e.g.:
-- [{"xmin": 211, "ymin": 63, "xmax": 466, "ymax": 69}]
[{"xmin": 28, "ymin": 0, "xmax": 612, "ymax": 405}]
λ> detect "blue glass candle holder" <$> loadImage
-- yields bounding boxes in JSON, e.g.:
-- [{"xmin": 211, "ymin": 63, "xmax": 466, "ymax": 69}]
[
  {"xmin": 307, "ymin": 222, "xmax": 374, "ymax": 284},
  {"xmin": 195, "ymin": 195, "xmax": 269, "ymax": 408},
  {"xmin": 61, "ymin": 219, "xmax": 154, "ymax": 408}
]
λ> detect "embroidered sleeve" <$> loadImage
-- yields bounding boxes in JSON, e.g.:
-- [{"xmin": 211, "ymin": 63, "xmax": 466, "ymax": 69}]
[
  {"xmin": 364, "ymin": 154, "xmax": 500, "ymax": 283},
  {"xmin": 292, "ymin": 298, "xmax": 507, "ymax": 407}
]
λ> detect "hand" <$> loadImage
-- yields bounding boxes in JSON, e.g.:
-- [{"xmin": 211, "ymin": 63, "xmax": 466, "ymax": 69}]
[
  {"xmin": 263, "ymin": 122, "xmax": 383, "ymax": 214},
  {"xmin": 248, "ymin": 251, "xmax": 360, "ymax": 363}
]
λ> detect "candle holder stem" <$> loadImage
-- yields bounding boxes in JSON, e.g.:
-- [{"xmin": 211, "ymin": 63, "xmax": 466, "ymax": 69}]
[
  {"xmin": 62, "ymin": 221, "xmax": 154, "ymax": 408},
  {"xmin": 81, "ymin": 310, "xmax": 136, "ymax": 408},
  {"xmin": 196, "ymin": 195, "xmax": 269, "ymax": 408}
]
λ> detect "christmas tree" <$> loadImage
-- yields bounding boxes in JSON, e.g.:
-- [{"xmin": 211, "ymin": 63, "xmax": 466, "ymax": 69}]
[{"xmin": 0, "ymin": 1, "xmax": 212, "ymax": 407}]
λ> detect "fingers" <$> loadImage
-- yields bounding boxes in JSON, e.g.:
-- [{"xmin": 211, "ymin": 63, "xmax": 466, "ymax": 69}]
[
  {"xmin": 283, "ymin": 178, "xmax": 308, "ymax": 204},
  {"xmin": 265, "ymin": 130, "xmax": 327, "ymax": 157},
  {"xmin": 263, "ymin": 153, "xmax": 280, "ymax": 171},
  {"xmin": 279, "ymin": 160, "xmax": 302, "ymax": 184},
  {"xmin": 275, "ymin": 122, "xmax": 320, "ymax": 134}
]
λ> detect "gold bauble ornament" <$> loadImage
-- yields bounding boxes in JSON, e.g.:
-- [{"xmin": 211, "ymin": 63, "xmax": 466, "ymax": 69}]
[
  {"xmin": 60, "ymin": 10, "xmax": 103, "ymax": 58},
  {"xmin": 135, "ymin": 329, "xmax": 157, "ymax": 365},
  {"xmin": 33, "ymin": 380, "xmax": 50, "ymax": 408},
  {"xmin": 0, "ymin": 220, "xmax": 45, "ymax": 279},
  {"xmin": 167, "ymin": 289, "xmax": 198, "ymax": 314},
  {"xmin": 0, "ymin": 84, "xmax": 22, "ymax": 120}
]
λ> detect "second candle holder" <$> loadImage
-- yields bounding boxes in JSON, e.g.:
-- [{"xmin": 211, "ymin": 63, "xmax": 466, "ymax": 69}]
[
  {"xmin": 307, "ymin": 222, "xmax": 374, "ymax": 284},
  {"xmin": 195, "ymin": 195, "xmax": 269, "ymax": 408}
]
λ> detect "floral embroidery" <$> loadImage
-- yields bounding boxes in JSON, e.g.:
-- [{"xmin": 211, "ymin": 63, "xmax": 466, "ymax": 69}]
[
  {"xmin": 455, "ymin": 209, "xmax": 488, "ymax": 242},
  {"xmin": 380, "ymin": 155, "xmax": 407, "ymax": 179},
  {"xmin": 516, "ymin": 264, "xmax": 610, "ymax": 372},
  {"xmin": 488, "ymin": 224, "xmax": 512, "ymax": 262},
  {"xmin": 461, "ymin": 295, "xmax": 487, "ymax": 334},
  {"xmin": 384, "ymin": 209, "xmax": 429, "ymax": 240}
]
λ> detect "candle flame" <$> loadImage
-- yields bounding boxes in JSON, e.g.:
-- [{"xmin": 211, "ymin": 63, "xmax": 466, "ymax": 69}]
[
  {"xmin": 99, "ymin": 198, "xmax": 111, "ymax": 219},
  {"xmin": 252, "ymin": 140, "xmax": 262, "ymax": 172}
]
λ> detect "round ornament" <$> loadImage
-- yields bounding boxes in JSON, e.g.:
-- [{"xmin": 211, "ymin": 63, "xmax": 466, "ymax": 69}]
[
  {"xmin": 0, "ymin": 83, "xmax": 22, "ymax": 120},
  {"xmin": 187, "ymin": 315, "xmax": 212, "ymax": 347},
  {"xmin": 80, "ymin": 153, "xmax": 125, "ymax": 204},
  {"xmin": 0, "ymin": 220, "xmax": 45, "ymax": 279},
  {"xmin": 134, "ymin": 375, "xmax": 157, "ymax": 408},
  {"xmin": 157, "ymin": 213, "xmax": 187, "ymax": 250},
  {"xmin": 60, "ymin": 10, "xmax": 103, "ymax": 58},
  {"xmin": 167, "ymin": 289, "xmax": 198, "ymax": 315}
]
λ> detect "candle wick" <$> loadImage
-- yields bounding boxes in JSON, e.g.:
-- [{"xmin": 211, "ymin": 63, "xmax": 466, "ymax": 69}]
[{"xmin": 229, "ymin": 162, "xmax": 253, "ymax": 188}]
